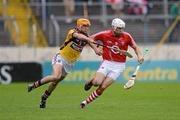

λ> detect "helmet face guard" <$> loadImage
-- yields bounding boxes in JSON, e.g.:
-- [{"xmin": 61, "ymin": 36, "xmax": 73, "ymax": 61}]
[
  {"xmin": 111, "ymin": 18, "xmax": 125, "ymax": 36},
  {"xmin": 112, "ymin": 26, "xmax": 123, "ymax": 36}
]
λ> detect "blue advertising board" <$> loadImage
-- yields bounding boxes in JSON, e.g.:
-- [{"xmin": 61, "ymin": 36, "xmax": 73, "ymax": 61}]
[{"xmin": 42, "ymin": 60, "xmax": 180, "ymax": 82}]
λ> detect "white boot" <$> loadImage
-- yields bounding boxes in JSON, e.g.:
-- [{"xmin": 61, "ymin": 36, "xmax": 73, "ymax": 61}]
[
  {"xmin": 80, "ymin": 101, "xmax": 87, "ymax": 109},
  {"xmin": 124, "ymin": 80, "xmax": 135, "ymax": 89}
]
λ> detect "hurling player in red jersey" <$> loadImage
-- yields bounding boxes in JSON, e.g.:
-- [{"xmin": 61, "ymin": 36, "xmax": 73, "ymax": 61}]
[{"xmin": 80, "ymin": 18, "xmax": 144, "ymax": 109}]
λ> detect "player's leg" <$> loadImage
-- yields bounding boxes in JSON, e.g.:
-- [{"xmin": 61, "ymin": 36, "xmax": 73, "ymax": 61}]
[
  {"xmin": 45, "ymin": 76, "xmax": 66, "ymax": 95},
  {"xmin": 27, "ymin": 63, "xmax": 63, "ymax": 92},
  {"xmin": 40, "ymin": 76, "xmax": 66, "ymax": 108},
  {"xmin": 81, "ymin": 63, "xmax": 124, "ymax": 109},
  {"xmin": 38, "ymin": 63, "xmax": 66, "ymax": 108},
  {"xmin": 80, "ymin": 76, "xmax": 113, "ymax": 109},
  {"xmin": 38, "ymin": 63, "xmax": 62, "ymax": 108},
  {"xmin": 84, "ymin": 72, "xmax": 105, "ymax": 91},
  {"xmin": 84, "ymin": 60, "xmax": 109, "ymax": 91}
]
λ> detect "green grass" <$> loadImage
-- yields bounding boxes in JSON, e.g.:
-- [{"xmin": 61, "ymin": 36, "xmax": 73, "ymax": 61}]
[{"xmin": 0, "ymin": 82, "xmax": 180, "ymax": 120}]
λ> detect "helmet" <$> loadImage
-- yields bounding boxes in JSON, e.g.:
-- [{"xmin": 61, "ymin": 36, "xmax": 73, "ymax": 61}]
[
  {"xmin": 111, "ymin": 18, "xmax": 125, "ymax": 28},
  {"xmin": 77, "ymin": 18, "xmax": 91, "ymax": 26}
]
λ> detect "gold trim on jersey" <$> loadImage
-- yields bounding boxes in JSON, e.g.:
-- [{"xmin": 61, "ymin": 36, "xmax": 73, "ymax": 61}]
[{"xmin": 58, "ymin": 29, "xmax": 87, "ymax": 62}]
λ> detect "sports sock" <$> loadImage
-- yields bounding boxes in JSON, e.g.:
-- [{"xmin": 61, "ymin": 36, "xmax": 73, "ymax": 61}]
[
  {"xmin": 33, "ymin": 80, "xmax": 42, "ymax": 88},
  {"xmin": 42, "ymin": 90, "xmax": 51, "ymax": 99},
  {"xmin": 86, "ymin": 88, "xmax": 102, "ymax": 104}
]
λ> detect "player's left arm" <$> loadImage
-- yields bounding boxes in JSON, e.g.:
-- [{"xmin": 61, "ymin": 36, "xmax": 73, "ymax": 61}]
[
  {"xmin": 129, "ymin": 36, "xmax": 144, "ymax": 64},
  {"xmin": 73, "ymin": 32, "xmax": 94, "ymax": 43}
]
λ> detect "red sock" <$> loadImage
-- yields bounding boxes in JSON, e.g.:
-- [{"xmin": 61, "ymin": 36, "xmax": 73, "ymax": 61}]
[{"xmin": 86, "ymin": 88, "xmax": 102, "ymax": 104}]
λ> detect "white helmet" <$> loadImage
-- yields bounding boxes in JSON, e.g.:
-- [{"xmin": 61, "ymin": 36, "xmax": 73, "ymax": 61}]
[{"xmin": 111, "ymin": 18, "xmax": 125, "ymax": 28}]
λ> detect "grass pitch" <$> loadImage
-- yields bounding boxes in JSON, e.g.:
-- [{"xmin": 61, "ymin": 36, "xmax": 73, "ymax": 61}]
[{"xmin": 0, "ymin": 82, "xmax": 180, "ymax": 120}]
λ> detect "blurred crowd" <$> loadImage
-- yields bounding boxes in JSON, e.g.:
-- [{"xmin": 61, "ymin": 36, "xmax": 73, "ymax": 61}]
[
  {"xmin": 30, "ymin": 0, "xmax": 180, "ymax": 23},
  {"xmin": 62, "ymin": 0, "xmax": 180, "ymax": 23}
]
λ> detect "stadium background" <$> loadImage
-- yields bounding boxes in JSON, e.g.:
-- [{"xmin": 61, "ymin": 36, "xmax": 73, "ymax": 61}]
[{"xmin": 0, "ymin": 0, "xmax": 180, "ymax": 120}]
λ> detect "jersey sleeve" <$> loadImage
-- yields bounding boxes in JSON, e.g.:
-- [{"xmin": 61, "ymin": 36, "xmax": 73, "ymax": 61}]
[
  {"xmin": 128, "ymin": 33, "xmax": 137, "ymax": 47},
  {"xmin": 70, "ymin": 29, "xmax": 76, "ymax": 39},
  {"xmin": 93, "ymin": 32, "xmax": 104, "ymax": 41},
  {"xmin": 65, "ymin": 29, "xmax": 75, "ymax": 42}
]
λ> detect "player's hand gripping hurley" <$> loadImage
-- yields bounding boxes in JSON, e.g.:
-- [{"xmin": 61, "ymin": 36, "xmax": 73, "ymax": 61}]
[
  {"xmin": 92, "ymin": 41, "xmax": 133, "ymax": 58},
  {"xmin": 124, "ymin": 48, "xmax": 149, "ymax": 89}
]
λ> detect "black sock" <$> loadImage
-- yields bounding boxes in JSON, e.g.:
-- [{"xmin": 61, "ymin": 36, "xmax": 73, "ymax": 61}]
[
  {"xmin": 34, "ymin": 80, "xmax": 42, "ymax": 88},
  {"xmin": 42, "ymin": 90, "xmax": 51, "ymax": 99}
]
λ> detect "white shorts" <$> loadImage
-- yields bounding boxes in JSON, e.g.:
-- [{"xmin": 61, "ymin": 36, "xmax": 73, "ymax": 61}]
[
  {"xmin": 52, "ymin": 54, "xmax": 75, "ymax": 76},
  {"xmin": 97, "ymin": 60, "xmax": 125, "ymax": 80}
]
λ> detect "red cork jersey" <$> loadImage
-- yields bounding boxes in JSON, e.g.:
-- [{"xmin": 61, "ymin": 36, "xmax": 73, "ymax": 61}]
[{"xmin": 93, "ymin": 30, "xmax": 135, "ymax": 62}]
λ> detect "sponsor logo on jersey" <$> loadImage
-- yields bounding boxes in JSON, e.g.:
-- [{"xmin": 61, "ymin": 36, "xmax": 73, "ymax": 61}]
[{"xmin": 71, "ymin": 43, "xmax": 83, "ymax": 52}]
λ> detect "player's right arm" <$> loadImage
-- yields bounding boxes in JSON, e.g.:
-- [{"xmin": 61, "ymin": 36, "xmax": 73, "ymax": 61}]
[
  {"xmin": 73, "ymin": 32, "xmax": 102, "ymax": 56},
  {"xmin": 73, "ymin": 32, "xmax": 94, "ymax": 43}
]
